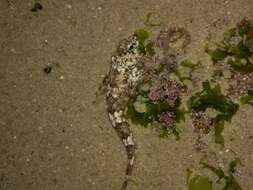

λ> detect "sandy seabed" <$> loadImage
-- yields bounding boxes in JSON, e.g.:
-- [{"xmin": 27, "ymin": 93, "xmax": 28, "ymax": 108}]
[{"xmin": 0, "ymin": 0, "xmax": 252, "ymax": 190}]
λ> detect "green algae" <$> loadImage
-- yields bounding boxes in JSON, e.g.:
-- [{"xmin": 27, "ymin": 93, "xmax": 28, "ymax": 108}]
[
  {"xmin": 240, "ymin": 90, "xmax": 253, "ymax": 105},
  {"xmin": 186, "ymin": 168, "xmax": 193, "ymax": 185},
  {"xmin": 129, "ymin": 20, "xmax": 252, "ymax": 143},
  {"xmin": 228, "ymin": 158, "xmax": 241, "ymax": 174},
  {"xmin": 188, "ymin": 176, "xmax": 213, "ymax": 190},
  {"xmin": 134, "ymin": 29, "xmax": 153, "ymax": 55},
  {"xmin": 127, "ymin": 83, "xmax": 185, "ymax": 139},
  {"xmin": 187, "ymin": 159, "xmax": 242, "ymax": 190},
  {"xmin": 207, "ymin": 19, "xmax": 253, "ymax": 73},
  {"xmin": 146, "ymin": 41, "xmax": 155, "ymax": 56},
  {"xmin": 127, "ymin": 95, "xmax": 184, "ymax": 139},
  {"xmin": 207, "ymin": 48, "xmax": 228, "ymax": 62},
  {"xmin": 200, "ymin": 160, "xmax": 242, "ymax": 190},
  {"xmin": 189, "ymin": 81, "xmax": 239, "ymax": 145},
  {"xmin": 237, "ymin": 18, "xmax": 253, "ymax": 37},
  {"xmin": 180, "ymin": 59, "xmax": 198, "ymax": 69},
  {"xmin": 174, "ymin": 69, "xmax": 191, "ymax": 82},
  {"xmin": 134, "ymin": 29, "xmax": 150, "ymax": 42},
  {"xmin": 227, "ymin": 58, "xmax": 253, "ymax": 73}
]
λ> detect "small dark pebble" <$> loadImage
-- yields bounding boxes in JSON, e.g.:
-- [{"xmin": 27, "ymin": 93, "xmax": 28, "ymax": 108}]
[
  {"xmin": 44, "ymin": 66, "xmax": 52, "ymax": 74},
  {"xmin": 31, "ymin": 2, "xmax": 43, "ymax": 12}
]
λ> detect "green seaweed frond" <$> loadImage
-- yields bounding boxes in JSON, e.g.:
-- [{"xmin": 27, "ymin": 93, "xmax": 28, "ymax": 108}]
[
  {"xmin": 189, "ymin": 81, "xmax": 239, "ymax": 145},
  {"xmin": 200, "ymin": 160, "xmax": 242, "ymax": 190},
  {"xmin": 237, "ymin": 18, "xmax": 253, "ymax": 37},
  {"xmin": 127, "ymin": 97, "xmax": 183, "ymax": 125},
  {"xmin": 228, "ymin": 158, "xmax": 241, "ymax": 174},
  {"xmin": 134, "ymin": 29, "xmax": 156, "ymax": 56},
  {"xmin": 200, "ymin": 161, "xmax": 225, "ymax": 179},
  {"xmin": 189, "ymin": 81, "xmax": 239, "ymax": 120},
  {"xmin": 186, "ymin": 168, "xmax": 193, "ymax": 185},
  {"xmin": 240, "ymin": 90, "xmax": 253, "ymax": 105},
  {"xmin": 188, "ymin": 175, "xmax": 213, "ymax": 190},
  {"xmin": 127, "ymin": 91, "xmax": 184, "ymax": 139},
  {"xmin": 127, "ymin": 98, "xmax": 151, "ymax": 127},
  {"xmin": 180, "ymin": 59, "xmax": 199, "ymax": 69},
  {"xmin": 146, "ymin": 41, "xmax": 155, "ymax": 56},
  {"xmin": 134, "ymin": 29, "xmax": 150, "ymax": 54},
  {"xmin": 207, "ymin": 19, "xmax": 253, "ymax": 73},
  {"xmin": 208, "ymin": 48, "xmax": 228, "ymax": 62},
  {"xmin": 174, "ymin": 69, "xmax": 191, "ymax": 82},
  {"xmin": 134, "ymin": 29, "xmax": 149, "ymax": 42}
]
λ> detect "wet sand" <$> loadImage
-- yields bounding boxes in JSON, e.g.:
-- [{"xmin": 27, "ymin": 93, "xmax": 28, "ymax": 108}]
[{"xmin": 0, "ymin": 0, "xmax": 252, "ymax": 190}]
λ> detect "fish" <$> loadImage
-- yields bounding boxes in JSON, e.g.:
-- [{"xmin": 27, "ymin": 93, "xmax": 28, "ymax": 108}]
[{"xmin": 103, "ymin": 35, "xmax": 143, "ymax": 190}]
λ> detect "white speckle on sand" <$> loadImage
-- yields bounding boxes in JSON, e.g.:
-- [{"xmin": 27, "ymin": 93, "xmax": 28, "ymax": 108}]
[{"xmin": 66, "ymin": 4, "xmax": 72, "ymax": 9}]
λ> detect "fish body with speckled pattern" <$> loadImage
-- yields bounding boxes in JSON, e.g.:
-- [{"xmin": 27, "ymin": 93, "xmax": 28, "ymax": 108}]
[{"xmin": 104, "ymin": 36, "xmax": 143, "ymax": 190}]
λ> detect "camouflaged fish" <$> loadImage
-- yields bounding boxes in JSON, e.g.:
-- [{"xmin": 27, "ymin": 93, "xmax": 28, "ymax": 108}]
[
  {"xmin": 102, "ymin": 27, "xmax": 190, "ymax": 190},
  {"xmin": 103, "ymin": 36, "xmax": 143, "ymax": 190}
]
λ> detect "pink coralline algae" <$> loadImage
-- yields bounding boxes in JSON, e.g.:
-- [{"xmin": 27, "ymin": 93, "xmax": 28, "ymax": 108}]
[
  {"xmin": 191, "ymin": 111, "xmax": 213, "ymax": 132},
  {"xmin": 158, "ymin": 112, "xmax": 176, "ymax": 128},
  {"xmin": 148, "ymin": 86, "xmax": 163, "ymax": 101},
  {"xmin": 148, "ymin": 79, "xmax": 183, "ymax": 107},
  {"xmin": 227, "ymin": 72, "xmax": 253, "ymax": 99}
]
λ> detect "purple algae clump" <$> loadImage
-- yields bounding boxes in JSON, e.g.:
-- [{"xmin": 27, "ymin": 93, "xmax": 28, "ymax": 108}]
[
  {"xmin": 158, "ymin": 112, "xmax": 176, "ymax": 128},
  {"xmin": 148, "ymin": 78, "xmax": 183, "ymax": 107}
]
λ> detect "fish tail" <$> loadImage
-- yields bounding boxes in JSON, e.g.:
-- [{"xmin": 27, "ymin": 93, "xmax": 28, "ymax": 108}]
[{"xmin": 121, "ymin": 134, "xmax": 136, "ymax": 190}]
